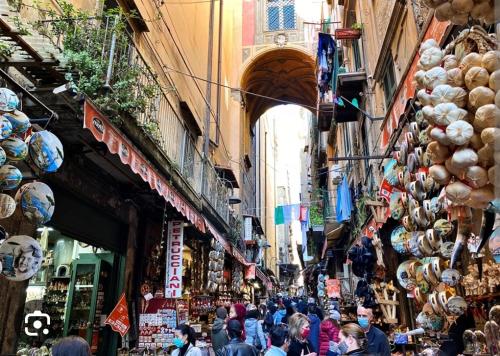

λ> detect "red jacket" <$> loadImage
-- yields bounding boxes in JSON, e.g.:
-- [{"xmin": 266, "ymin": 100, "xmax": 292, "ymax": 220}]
[{"xmin": 319, "ymin": 319, "xmax": 340, "ymax": 356}]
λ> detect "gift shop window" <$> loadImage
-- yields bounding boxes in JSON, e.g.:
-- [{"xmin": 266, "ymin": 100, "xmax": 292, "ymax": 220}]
[{"xmin": 17, "ymin": 228, "xmax": 117, "ymax": 354}]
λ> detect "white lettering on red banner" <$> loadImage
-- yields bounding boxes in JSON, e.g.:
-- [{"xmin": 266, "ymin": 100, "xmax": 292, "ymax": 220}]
[{"xmin": 165, "ymin": 221, "xmax": 184, "ymax": 298}]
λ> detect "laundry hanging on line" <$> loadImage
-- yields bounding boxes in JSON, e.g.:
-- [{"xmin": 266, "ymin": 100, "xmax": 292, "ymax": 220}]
[{"xmin": 274, "ymin": 204, "xmax": 309, "ymax": 225}]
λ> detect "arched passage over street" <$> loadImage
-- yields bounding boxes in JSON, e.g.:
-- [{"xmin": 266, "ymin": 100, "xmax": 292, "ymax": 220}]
[{"xmin": 240, "ymin": 47, "xmax": 317, "ymax": 127}]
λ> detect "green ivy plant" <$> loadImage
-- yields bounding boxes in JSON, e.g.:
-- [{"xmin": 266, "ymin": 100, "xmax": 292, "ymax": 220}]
[
  {"xmin": 31, "ymin": 1, "xmax": 160, "ymax": 132},
  {"xmin": 309, "ymin": 205, "xmax": 324, "ymax": 226},
  {"xmin": 0, "ymin": 42, "xmax": 13, "ymax": 58},
  {"xmin": 351, "ymin": 22, "xmax": 364, "ymax": 30}
]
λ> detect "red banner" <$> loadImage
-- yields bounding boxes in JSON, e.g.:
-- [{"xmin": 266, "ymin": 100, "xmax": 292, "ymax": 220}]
[
  {"xmin": 255, "ymin": 266, "xmax": 272, "ymax": 289},
  {"xmin": 378, "ymin": 178, "xmax": 393, "ymax": 203},
  {"xmin": 381, "ymin": 18, "xmax": 450, "ymax": 149},
  {"xmin": 104, "ymin": 293, "xmax": 130, "ymax": 337},
  {"xmin": 326, "ymin": 278, "xmax": 341, "ymax": 298},
  {"xmin": 84, "ymin": 100, "xmax": 205, "ymax": 233},
  {"xmin": 245, "ymin": 264, "xmax": 256, "ymax": 279},
  {"xmin": 335, "ymin": 28, "xmax": 361, "ymax": 40}
]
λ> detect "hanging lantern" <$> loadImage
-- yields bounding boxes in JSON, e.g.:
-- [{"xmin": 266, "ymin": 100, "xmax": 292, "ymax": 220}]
[
  {"xmin": 29, "ymin": 131, "xmax": 64, "ymax": 173},
  {"xmin": 18, "ymin": 182, "xmax": 55, "ymax": 225},
  {"xmin": 0, "ymin": 88, "xmax": 19, "ymax": 112},
  {"xmin": 0, "ymin": 193, "xmax": 16, "ymax": 219},
  {"xmin": 0, "ymin": 165, "xmax": 22, "ymax": 190},
  {"xmin": 1, "ymin": 137, "xmax": 28, "ymax": 161}
]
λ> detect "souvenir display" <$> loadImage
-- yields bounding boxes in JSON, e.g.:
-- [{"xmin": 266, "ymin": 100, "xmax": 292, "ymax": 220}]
[
  {"xmin": 29, "ymin": 130, "xmax": 64, "ymax": 173},
  {"xmin": 0, "ymin": 193, "xmax": 16, "ymax": 219},
  {"xmin": 0, "ymin": 165, "xmax": 22, "ymax": 190},
  {"xmin": 397, "ymin": 260, "xmax": 417, "ymax": 290},
  {"xmin": 18, "ymin": 182, "xmax": 55, "ymax": 225},
  {"xmin": 0, "ymin": 235, "xmax": 43, "ymax": 281},
  {"xmin": 0, "ymin": 88, "xmax": 19, "ymax": 112},
  {"xmin": 2, "ymin": 110, "xmax": 30, "ymax": 134},
  {"xmin": 1, "ymin": 137, "xmax": 28, "ymax": 161},
  {"xmin": 0, "ymin": 116, "xmax": 12, "ymax": 140},
  {"xmin": 391, "ymin": 225, "xmax": 410, "ymax": 254}
]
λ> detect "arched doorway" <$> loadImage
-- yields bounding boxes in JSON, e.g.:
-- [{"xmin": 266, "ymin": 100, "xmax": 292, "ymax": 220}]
[{"xmin": 240, "ymin": 47, "xmax": 317, "ymax": 127}]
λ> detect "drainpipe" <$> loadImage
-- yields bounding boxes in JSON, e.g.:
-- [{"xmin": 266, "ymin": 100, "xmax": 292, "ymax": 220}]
[
  {"xmin": 215, "ymin": 0, "xmax": 223, "ymax": 144},
  {"xmin": 203, "ymin": 0, "xmax": 216, "ymax": 159}
]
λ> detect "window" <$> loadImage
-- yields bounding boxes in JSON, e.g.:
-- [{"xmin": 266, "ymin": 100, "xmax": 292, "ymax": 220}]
[
  {"xmin": 382, "ymin": 54, "xmax": 397, "ymax": 108},
  {"xmin": 267, "ymin": 0, "xmax": 296, "ymax": 31}
]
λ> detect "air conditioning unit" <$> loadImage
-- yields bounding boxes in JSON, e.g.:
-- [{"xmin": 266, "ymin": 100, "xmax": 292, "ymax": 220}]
[{"xmin": 331, "ymin": 164, "xmax": 342, "ymax": 185}]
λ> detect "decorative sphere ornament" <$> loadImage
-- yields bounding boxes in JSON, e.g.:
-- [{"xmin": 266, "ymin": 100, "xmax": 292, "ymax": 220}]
[
  {"xmin": 0, "ymin": 193, "xmax": 16, "ymax": 219},
  {"xmin": 0, "ymin": 88, "xmax": 19, "ymax": 112},
  {"xmin": 1, "ymin": 137, "xmax": 28, "ymax": 161},
  {"xmin": 441, "ymin": 268, "xmax": 461, "ymax": 287},
  {"xmin": 2, "ymin": 110, "xmax": 30, "ymax": 134},
  {"xmin": 19, "ymin": 182, "xmax": 55, "ymax": 225},
  {"xmin": 0, "ymin": 116, "xmax": 12, "ymax": 140},
  {"xmin": 29, "ymin": 131, "xmax": 64, "ymax": 173},
  {"xmin": 0, "ymin": 165, "xmax": 22, "ymax": 190},
  {"xmin": 447, "ymin": 296, "xmax": 467, "ymax": 316},
  {"xmin": 0, "ymin": 235, "xmax": 43, "ymax": 281},
  {"xmin": 397, "ymin": 260, "xmax": 417, "ymax": 290}
]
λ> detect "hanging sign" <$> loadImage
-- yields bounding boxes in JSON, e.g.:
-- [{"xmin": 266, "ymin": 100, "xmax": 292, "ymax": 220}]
[
  {"xmin": 245, "ymin": 263, "xmax": 256, "ymax": 279},
  {"xmin": 165, "ymin": 221, "xmax": 184, "ymax": 298},
  {"xmin": 335, "ymin": 28, "xmax": 361, "ymax": 40},
  {"xmin": 83, "ymin": 100, "xmax": 205, "ymax": 233},
  {"xmin": 104, "ymin": 292, "xmax": 130, "ymax": 337}
]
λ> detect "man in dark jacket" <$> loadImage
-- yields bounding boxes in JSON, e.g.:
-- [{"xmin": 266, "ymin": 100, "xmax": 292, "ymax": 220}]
[
  {"xmin": 217, "ymin": 320, "xmax": 259, "ymax": 356},
  {"xmin": 357, "ymin": 306, "xmax": 390, "ymax": 356},
  {"xmin": 212, "ymin": 307, "xmax": 229, "ymax": 353}
]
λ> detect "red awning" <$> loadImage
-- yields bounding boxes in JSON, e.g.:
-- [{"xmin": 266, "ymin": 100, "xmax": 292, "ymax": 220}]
[{"xmin": 83, "ymin": 100, "xmax": 206, "ymax": 233}]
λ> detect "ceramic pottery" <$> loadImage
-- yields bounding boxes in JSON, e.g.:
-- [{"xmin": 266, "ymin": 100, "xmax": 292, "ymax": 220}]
[
  {"xmin": 0, "ymin": 88, "xmax": 19, "ymax": 112},
  {"xmin": 29, "ymin": 131, "xmax": 64, "ymax": 173}
]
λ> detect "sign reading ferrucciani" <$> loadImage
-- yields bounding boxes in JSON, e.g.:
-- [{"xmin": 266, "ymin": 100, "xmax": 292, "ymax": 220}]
[{"xmin": 165, "ymin": 221, "xmax": 184, "ymax": 298}]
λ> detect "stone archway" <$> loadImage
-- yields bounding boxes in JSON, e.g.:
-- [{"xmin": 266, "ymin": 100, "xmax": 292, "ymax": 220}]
[{"xmin": 240, "ymin": 47, "xmax": 317, "ymax": 127}]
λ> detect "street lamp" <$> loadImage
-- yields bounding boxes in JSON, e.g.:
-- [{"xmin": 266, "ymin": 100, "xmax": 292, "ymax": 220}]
[{"xmin": 219, "ymin": 177, "xmax": 241, "ymax": 205}]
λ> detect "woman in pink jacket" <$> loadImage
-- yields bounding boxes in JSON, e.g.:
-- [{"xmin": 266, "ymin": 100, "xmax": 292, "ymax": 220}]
[{"xmin": 319, "ymin": 310, "xmax": 341, "ymax": 356}]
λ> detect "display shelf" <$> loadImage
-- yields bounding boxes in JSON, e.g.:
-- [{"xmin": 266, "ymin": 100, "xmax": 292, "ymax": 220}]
[{"xmin": 465, "ymin": 292, "xmax": 500, "ymax": 301}]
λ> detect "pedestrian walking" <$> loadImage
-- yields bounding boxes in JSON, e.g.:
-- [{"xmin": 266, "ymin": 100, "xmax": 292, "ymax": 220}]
[
  {"xmin": 51, "ymin": 336, "xmax": 90, "ymax": 356},
  {"xmin": 264, "ymin": 303, "xmax": 277, "ymax": 332},
  {"xmin": 265, "ymin": 324, "xmax": 290, "ymax": 356},
  {"xmin": 171, "ymin": 324, "xmax": 203, "ymax": 356},
  {"xmin": 212, "ymin": 307, "xmax": 230, "ymax": 353},
  {"xmin": 245, "ymin": 303, "xmax": 267, "ymax": 352},
  {"xmin": 286, "ymin": 313, "xmax": 316, "ymax": 356},
  {"xmin": 319, "ymin": 310, "xmax": 340, "ymax": 356},
  {"xmin": 356, "ymin": 306, "xmax": 390, "ymax": 356},
  {"xmin": 336, "ymin": 323, "xmax": 370, "ymax": 356},
  {"xmin": 216, "ymin": 319, "xmax": 259, "ymax": 356},
  {"xmin": 229, "ymin": 303, "xmax": 247, "ymax": 339},
  {"xmin": 274, "ymin": 304, "xmax": 287, "ymax": 325},
  {"xmin": 307, "ymin": 305, "xmax": 321, "ymax": 353}
]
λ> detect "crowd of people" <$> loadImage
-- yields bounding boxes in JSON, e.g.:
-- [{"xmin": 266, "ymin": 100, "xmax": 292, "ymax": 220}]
[
  {"xmin": 47, "ymin": 297, "xmax": 391, "ymax": 356},
  {"xmin": 207, "ymin": 297, "xmax": 391, "ymax": 356}
]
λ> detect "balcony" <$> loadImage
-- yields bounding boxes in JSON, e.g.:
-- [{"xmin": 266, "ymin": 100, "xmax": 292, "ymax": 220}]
[{"xmin": 0, "ymin": 5, "xmax": 230, "ymax": 224}]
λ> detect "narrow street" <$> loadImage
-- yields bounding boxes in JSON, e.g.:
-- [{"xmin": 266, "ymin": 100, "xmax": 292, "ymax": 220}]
[{"xmin": 0, "ymin": 0, "xmax": 498, "ymax": 355}]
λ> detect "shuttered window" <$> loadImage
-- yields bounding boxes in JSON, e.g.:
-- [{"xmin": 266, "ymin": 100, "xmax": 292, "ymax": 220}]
[{"xmin": 267, "ymin": 0, "xmax": 296, "ymax": 31}]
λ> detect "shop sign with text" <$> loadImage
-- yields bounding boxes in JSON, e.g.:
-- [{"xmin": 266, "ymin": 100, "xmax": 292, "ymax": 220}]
[{"xmin": 165, "ymin": 221, "xmax": 184, "ymax": 298}]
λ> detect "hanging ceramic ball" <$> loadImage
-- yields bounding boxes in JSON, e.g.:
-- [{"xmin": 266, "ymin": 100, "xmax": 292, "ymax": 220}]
[
  {"xmin": 0, "ymin": 234, "xmax": 43, "ymax": 281},
  {"xmin": 19, "ymin": 182, "xmax": 55, "ymax": 225},
  {"xmin": 28, "ymin": 131, "xmax": 64, "ymax": 173},
  {"xmin": 0, "ymin": 193, "xmax": 16, "ymax": 219},
  {"xmin": 0, "ymin": 147, "xmax": 6, "ymax": 167},
  {"xmin": 2, "ymin": 110, "xmax": 30, "ymax": 134},
  {"xmin": 1, "ymin": 137, "xmax": 27, "ymax": 162},
  {"xmin": 0, "ymin": 88, "xmax": 19, "ymax": 112},
  {"xmin": 0, "ymin": 165, "xmax": 22, "ymax": 190},
  {"xmin": 0, "ymin": 116, "xmax": 12, "ymax": 140}
]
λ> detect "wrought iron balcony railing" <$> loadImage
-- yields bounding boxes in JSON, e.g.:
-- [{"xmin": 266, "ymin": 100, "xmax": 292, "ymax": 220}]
[{"xmin": 31, "ymin": 13, "xmax": 230, "ymax": 223}]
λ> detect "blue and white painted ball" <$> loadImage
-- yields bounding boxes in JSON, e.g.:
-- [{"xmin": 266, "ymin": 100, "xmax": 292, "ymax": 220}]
[
  {"xmin": 29, "ymin": 131, "xmax": 64, "ymax": 173},
  {"xmin": 1, "ymin": 137, "xmax": 28, "ymax": 161},
  {"xmin": 0, "ymin": 116, "xmax": 12, "ymax": 140},
  {"xmin": 0, "ymin": 88, "xmax": 19, "ymax": 112},
  {"xmin": 0, "ymin": 165, "xmax": 22, "ymax": 190},
  {"xmin": 19, "ymin": 182, "xmax": 55, "ymax": 225},
  {"xmin": 2, "ymin": 110, "xmax": 30, "ymax": 134}
]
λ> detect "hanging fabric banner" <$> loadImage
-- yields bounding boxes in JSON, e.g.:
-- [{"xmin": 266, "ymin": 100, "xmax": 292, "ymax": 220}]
[
  {"xmin": 165, "ymin": 221, "xmax": 184, "ymax": 298},
  {"xmin": 275, "ymin": 206, "xmax": 284, "ymax": 225},
  {"xmin": 104, "ymin": 292, "xmax": 130, "ymax": 337},
  {"xmin": 336, "ymin": 176, "xmax": 352, "ymax": 222}
]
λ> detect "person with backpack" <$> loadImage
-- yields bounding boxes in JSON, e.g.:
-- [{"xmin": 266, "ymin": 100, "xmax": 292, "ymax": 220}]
[{"xmin": 245, "ymin": 303, "xmax": 267, "ymax": 353}]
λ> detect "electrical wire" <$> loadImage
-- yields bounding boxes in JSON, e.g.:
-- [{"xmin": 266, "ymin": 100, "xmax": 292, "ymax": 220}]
[{"xmin": 163, "ymin": 66, "xmax": 335, "ymax": 114}]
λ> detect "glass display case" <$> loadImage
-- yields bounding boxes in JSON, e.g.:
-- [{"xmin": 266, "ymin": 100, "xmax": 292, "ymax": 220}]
[{"xmin": 64, "ymin": 254, "xmax": 112, "ymax": 354}]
